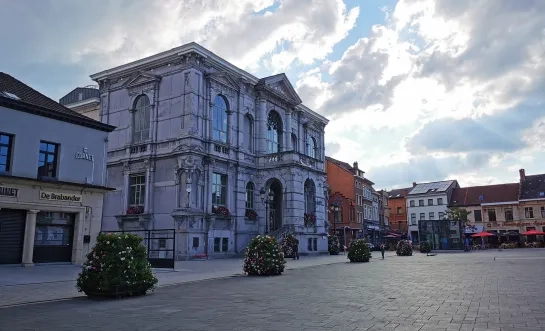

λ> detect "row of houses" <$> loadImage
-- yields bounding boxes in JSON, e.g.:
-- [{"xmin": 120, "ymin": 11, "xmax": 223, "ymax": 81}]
[
  {"xmin": 0, "ymin": 42, "xmax": 334, "ymax": 267},
  {"xmin": 387, "ymin": 170, "xmax": 545, "ymax": 244}
]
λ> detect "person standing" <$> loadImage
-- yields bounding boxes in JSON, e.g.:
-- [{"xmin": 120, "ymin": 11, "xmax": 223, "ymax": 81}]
[
  {"xmin": 380, "ymin": 243, "xmax": 386, "ymax": 259},
  {"xmin": 293, "ymin": 239, "xmax": 299, "ymax": 260}
]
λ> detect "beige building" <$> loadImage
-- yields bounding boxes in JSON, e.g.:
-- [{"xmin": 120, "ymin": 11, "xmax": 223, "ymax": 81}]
[
  {"xmin": 517, "ymin": 169, "xmax": 545, "ymax": 234},
  {"xmin": 59, "ymin": 86, "xmax": 100, "ymax": 121}
]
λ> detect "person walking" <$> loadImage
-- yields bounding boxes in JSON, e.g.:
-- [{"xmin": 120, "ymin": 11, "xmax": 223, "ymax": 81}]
[
  {"xmin": 293, "ymin": 239, "xmax": 299, "ymax": 260},
  {"xmin": 380, "ymin": 243, "xmax": 386, "ymax": 260}
]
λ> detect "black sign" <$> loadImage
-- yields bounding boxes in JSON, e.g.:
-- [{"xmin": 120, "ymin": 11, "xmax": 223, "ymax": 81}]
[{"xmin": 0, "ymin": 186, "xmax": 19, "ymax": 197}]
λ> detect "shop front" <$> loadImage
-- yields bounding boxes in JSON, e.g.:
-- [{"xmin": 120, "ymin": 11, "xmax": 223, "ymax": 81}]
[
  {"xmin": 486, "ymin": 221, "xmax": 545, "ymax": 246},
  {"xmin": 0, "ymin": 180, "xmax": 108, "ymax": 266},
  {"xmin": 418, "ymin": 219, "xmax": 464, "ymax": 250}
]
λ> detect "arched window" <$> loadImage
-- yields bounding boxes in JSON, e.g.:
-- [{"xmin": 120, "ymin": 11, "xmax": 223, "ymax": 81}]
[
  {"xmin": 307, "ymin": 136, "xmax": 317, "ymax": 158},
  {"xmin": 212, "ymin": 95, "xmax": 228, "ymax": 143},
  {"xmin": 304, "ymin": 179, "xmax": 316, "ymax": 214},
  {"xmin": 245, "ymin": 182, "xmax": 254, "ymax": 209},
  {"xmin": 267, "ymin": 111, "xmax": 283, "ymax": 153},
  {"xmin": 244, "ymin": 114, "xmax": 254, "ymax": 152},
  {"xmin": 291, "ymin": 133, "xmax": 298, "ymax": 152},
  {"xmin": 132, "ymin": 95, "xmax": 151, "ymax": 143}
]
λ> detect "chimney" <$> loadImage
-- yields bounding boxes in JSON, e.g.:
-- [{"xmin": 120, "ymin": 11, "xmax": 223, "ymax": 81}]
[
  {"xmin": 353, "ymin": 161, "xmax": 358, "ymax": 170},
  {"xmin": 413, "ymin": 182, "xmax": 417, "ymax": 187},
  {"xmin": 519, "ymin": 168, "xmax": 526, "ymax": 181}
]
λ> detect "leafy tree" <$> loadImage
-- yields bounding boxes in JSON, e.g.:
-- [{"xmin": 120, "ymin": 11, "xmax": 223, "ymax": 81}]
[{"xmin": 446, "ymin": 207, "xmax": 471, "ymax": 226}]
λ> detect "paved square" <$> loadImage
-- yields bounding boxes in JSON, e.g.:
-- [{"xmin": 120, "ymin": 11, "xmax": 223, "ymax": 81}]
[{"xmin": 1, "ymin": 250, "xmax": 544, "ymax": 331}]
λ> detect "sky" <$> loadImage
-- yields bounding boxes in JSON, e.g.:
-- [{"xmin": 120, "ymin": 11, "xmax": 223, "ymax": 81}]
[{"xmin": 1, "ymin": 0, "xmax": 544, "ymax": 190}]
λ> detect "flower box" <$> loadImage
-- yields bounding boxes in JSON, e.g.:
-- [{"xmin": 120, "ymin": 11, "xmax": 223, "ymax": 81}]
[
  {"xmin": 126, "ymin": 206, "xmax": 144, "ymax": 215},
  {"xmin": 304, "ymin": 213, "xmax": 316, "ymax": 227},
  {"xmin": 213, "ymin": 206, "xmax": 231, "ymax": 216},
  {"xmin": 245, "ymin": 208, "xmax": 258, "ymax": 221}
]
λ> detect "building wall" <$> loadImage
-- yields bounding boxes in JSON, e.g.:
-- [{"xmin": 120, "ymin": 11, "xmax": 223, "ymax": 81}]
[
  {"xmin": 389, "ymin": 197, "xmax": 407, "ymax": 232},
  {"xmin": 96, "ymin": 50, "xmax": 329, "ymax": 258},
  {"xmin": 0, "ymin": 106, "xmax": 108, "ymax": 187},
  {"xmin": 407, "ymin": 193, "xmax": 449, "ymax": 238},
  {"xmin": 325, "ymin": 160, "xmax": 355, "ymax": 200}
]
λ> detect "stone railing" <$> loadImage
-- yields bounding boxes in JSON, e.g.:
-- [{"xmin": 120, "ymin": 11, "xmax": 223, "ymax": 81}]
[{"xmin": 257, "ymin": 151, "xmax": 324, "ymax": 171}]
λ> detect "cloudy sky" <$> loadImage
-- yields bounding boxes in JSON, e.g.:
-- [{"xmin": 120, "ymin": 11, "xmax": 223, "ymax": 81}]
[{"xmin": 2, "ymin": 0, "xmax": 544, "ymax": 189}]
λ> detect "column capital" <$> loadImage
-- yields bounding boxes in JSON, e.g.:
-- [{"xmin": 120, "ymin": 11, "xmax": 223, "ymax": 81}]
[{"xmin": 27, "ymin": 210, "xmax": 40, "ymax": 215}]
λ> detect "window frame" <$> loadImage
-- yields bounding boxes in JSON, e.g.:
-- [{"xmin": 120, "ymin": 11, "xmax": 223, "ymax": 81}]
[
  {"xmin": 0, "ymin": 132, "xmax": 14, "ymax": 172},
  {"xmin": 128, "ymin": 174, "xmax": 146, "ymax": 207},
  {"xmin": 212, "ymin": 173, "xmax": 227, "ymax": 206},
  {"xmin": 410, "ymin": 213, "xmax": 416, "ymax": 225},
  {"xmin": 212, "ymin": 95, "xmax": 229, "ymax": 144},
  {"xmin": 524, "ymin": 207, "xmax": 534, "ymax": 219},
  {"xmin": 245, "ymin": 182, "xmax": 254, "ymax": 209},
  {"xmin": 37, "ymin": 140, "xmax": 59, "ymax": 178},
  {"xmin": 132, "ymin": 94, "xmax": 151, "ymax": 143},
  {"xmin": 427, "ymin": 199, "xmax": 433, "ymax": 206},
  {"xmin": 266, "ymin": 110, "xmax": 282, "ymax": 154}
]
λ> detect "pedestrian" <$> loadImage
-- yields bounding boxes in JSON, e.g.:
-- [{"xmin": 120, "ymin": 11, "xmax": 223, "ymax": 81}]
[
  {"xmin": 293, "ymin": 240, "xmax": 299, "ymax": 260},
  {"xmin": 465, "ymin": 236, "xmax": 470, "ymax": 251},
  {"xmin": 380, "ymin": 243, "xmax": 385, "ymax": 259}
]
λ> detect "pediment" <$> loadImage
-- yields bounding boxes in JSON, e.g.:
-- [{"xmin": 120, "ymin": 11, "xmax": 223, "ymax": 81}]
[
  {"xmin": 259, "ymin": 73, "xmax": 302, "ymax": 105},
  {"xmin": 206, "ymin": 72, "xmax": 240, "ymax": 91},
  {"xmin": 122, "ymin": 71, "xmax": 161, "ymax": 88}
]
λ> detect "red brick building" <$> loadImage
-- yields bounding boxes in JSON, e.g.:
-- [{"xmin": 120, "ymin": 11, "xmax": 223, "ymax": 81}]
[{"xmin": 387, "ymin": 188, "xmax": 412, "ymax": 233}]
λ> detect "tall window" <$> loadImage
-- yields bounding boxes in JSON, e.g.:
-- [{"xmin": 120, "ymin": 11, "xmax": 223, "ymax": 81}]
[
  {"xmin": 266, "ymin": 111, "xmax": 282, "ymax": 153},
  {"xmin": 212, "ymin": 173, "xmax": 227, "ymax": 206},
  {"xmin": 304, "ymin": 179, "xmax": 316, "ymax": 214},
  {"xmin": 505, "ymin": 208, "xmax": 514, "ymax": 221},
  {"xmin": 291, "ymin": 133, "xmax": 298, "ymax": 152},
  {"xmin": 410, "ymin": 213, "xmax": 416, "ymax": 225},
  {"xmin": 410, "ymin": 200, "xmax": 415, "ymax": 207},
  {"xmin": 428, "ymin": 199, "xmax": 433, "ymax": 205},
  {"xmin": 0, "ymin": 133, "xmax": 13, "ymax": 172},
  {"xmin": 132, "ymin": 95, "xmax": 151, "ymax": 143},
  {"xmin": 245, "ymin": 182, "xmax": 254, "ymax": 209},
  {"xmin": 37, "ymin": 141, "xmax": 58, "ymax": 178},
  {"xmin": 397, "ymin": 207, "xmax": 402, "ymax": 214},
  {"xmin": 129, "ymin": 174, "xmax": 146, "ymax": 207},
  {"xmin": 429, "ymin": 212, "xmax": 435, "ymax": 220},
  {"xmin": 488, "ymin": 209, "xmax": 497, "ymax": 222},
  {"xmin": 525, "ymin": 207, "xmax": 534, "ymax": 219},
  {"xmin": 307, "ymin": 136, "xmax": 317, "ymax": 158},
  {"xmin": 212, "ymin": 95, "xmax": 228, "ymax": 143},
  {"xmin": 418, "ymin": 199, "xmax": 424, "ymax": 206},
  {"xmin": 243, "ymin": 114, "xmax": 253, "ymax": 152},
  {"xmin": 419, "ymin": 213, "xmax": 425, "ymax": 220},
  {"xmin": 437, "ymin": 198, "xmax": 443, "ymax": 205},
  {"xmin": 439, "ymin": 212, "xmax": 445, "ymax": 220},
  {"xmin": 474, "ymin": 210, "xmax": 482, "ymax": 222}
]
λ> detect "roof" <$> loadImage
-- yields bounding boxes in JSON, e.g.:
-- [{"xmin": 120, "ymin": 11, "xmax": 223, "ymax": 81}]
[
  {"xmin": 388, "ymin": 187, "xmax": 412, "ymax": 199},
  {"xmin": 449, "ymin": 183, "xmax": 520, "ymax": 207},
  {"xmin": 520, "ymin": 173, "xmax": 545, "ymax": 200},
  {"xmin": 408, "ymin": 180, "xmax": 456, "ymax": 196},
  {"xmin": 59, "ymin": 86, "xmax": 100, "ymax": 106},
  {"xmin": 325, "ymin": 156, "xmax": 375, "ymax": 185},
  {"xmin": 0, "ymin": 72, "xmax": 114, "ymax": 132}
]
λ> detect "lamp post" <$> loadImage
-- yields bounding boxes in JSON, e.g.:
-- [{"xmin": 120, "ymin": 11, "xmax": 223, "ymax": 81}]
[
  {"xmin": 330, "ymin": 203, "xmax": 341, "ymax": 236},
  {"xmin": 260, "ymin": 187, "xmax": 274, "ymax": 235}
]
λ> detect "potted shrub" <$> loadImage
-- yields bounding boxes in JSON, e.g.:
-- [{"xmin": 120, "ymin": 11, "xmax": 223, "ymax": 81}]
[
  {"xmin": 76, "ymin": 233, "xmax": 158, "ymax": 298},
  {"xmin": 347, "ymin": 239, "xmax": 372, "ymax": 262},
  {"xmin": 396, "ymin": 240, "xmax": 413, "ymax": 256},
  {"xmin": 328, "ymin": 235, "xmax": 340, "ymax": 255},
  {"xmin": 280, "ymin": 234, "xmax": 298, "ymax": 258},
  {"xmin": 419, "ymin": 241, "xmax": 431, "ymax": 253},
  {"xmin": 243, "ymin": 235, "xmax": 286, "ymax": 276}
]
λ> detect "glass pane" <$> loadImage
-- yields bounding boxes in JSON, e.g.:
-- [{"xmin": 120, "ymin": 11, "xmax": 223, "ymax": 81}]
[
  {"xmin": 0, "ymin": 135, "xmax": 9, "ymax": 145},
  {"xmin": 39, "ymin": 142, "xmax": 47, "ymax": 151},
  {"xmin": 47, "ymin": 144, "xmax": 56, "ymax": 152},
  {"xmin": 47, "ymin": 154, "xmax": 55, "ymax": 163},
  {"xmin": 0, "ymin": 155, "xmax": 6, "ymax": 165},
  {"xmin": 0, "ymin": 146, "xmax": 7, "ymax": 156},
  {"xmin": 38, "ymin": 153, "xmax": 45, "ymax": 162}
]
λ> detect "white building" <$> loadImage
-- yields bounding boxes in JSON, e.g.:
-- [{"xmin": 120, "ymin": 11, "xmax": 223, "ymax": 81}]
[
  {"xmin": 0, "ymin": 72, "xmax": 114, "ymax": 266},
  {"xmin": 406, "ymin": 180, "xmax": 459, "ymax": 243},
  {"xmin": 92, "ymin": 42, "xmax": 329, "ymax": 261}
]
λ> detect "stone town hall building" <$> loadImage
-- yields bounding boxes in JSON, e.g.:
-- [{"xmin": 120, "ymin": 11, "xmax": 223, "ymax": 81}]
[{"xmin": 92, "ymin": 42, "xmax": 329, "ymax": 259}]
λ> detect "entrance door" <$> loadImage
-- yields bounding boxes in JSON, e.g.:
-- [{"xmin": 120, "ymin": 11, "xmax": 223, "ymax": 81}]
[
  {"xmin": 0, "ymin": 209, "xmax": 26, "ymax": 264},
  {"xmin": 33, "ymin": 212, "xmax": 74, "ymax": 263}
]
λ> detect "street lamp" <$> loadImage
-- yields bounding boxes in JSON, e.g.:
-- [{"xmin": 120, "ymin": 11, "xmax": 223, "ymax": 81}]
[
  {"xmin": 260, "ymin": 187, "xmax": 274, "ymax": 234},
  {"xmin": 330, "ymin": 203, "xmax": 341, "ymax": 236}
]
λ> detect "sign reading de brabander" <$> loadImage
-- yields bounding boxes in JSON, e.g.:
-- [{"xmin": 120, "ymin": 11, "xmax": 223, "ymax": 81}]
[
  {"xmin": 39, "ymin": 191, "xmax": 82, "ymax": 202},
  {"xmin": 0, "ymin": 186, "xmax": 19, "ymax": 198}
]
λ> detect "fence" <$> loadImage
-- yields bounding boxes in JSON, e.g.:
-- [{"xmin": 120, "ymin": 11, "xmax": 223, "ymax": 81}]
[{"xmin": 102, "ymin": 229, "xmax": 176, "ymax": 269}]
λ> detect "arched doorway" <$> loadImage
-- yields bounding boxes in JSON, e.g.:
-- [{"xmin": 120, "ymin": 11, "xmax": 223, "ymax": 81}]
[{"xmin": 267, "ymin": 178, "xmax": 283, "ymax": 232}]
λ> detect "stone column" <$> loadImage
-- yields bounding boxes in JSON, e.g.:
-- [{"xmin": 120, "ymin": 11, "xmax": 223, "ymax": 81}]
[
  {"xmin": 285, "ymin": 109, "xmax": 293, "ymax": 151},
  {"xmin": 72, "ymin": 211, "xmax": 85, "ymax": 264},
  {"xmin": 237, "ymin": 91, "xmax": 244, "ymax": 152},
  {"xmin": 123, "ymin": 169, "xmax": 129, "ymax": 215},
  {"xmin": 207, "ymin": 162, "xmax": 214, "ymax": 213},
  {"xmin": 258, "ymin": 97, "xmax": 267, "ymax": 154},
  {"xmin": 226, "ymin": 110, "xmax": 233, "ymax": 146},
  {"xmin": 22, "ymin": 210, "xmax": 39, "ymax": 267},
  {"xmin": 320, "ymin": 128, "xmax": 325, "ymax": 160},
  {"xmin": 147, "ymin": 163, "xmax": 155, "ymax": 213},
  {"xmin": 145, "ymin": 166, "xmax": 151, "ymax": 213}
]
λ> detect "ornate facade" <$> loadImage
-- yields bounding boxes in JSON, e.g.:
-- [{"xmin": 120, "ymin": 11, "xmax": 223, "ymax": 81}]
[{"xmin": 92, "ymin": 42, "xmax": 329, "ymax": 259}]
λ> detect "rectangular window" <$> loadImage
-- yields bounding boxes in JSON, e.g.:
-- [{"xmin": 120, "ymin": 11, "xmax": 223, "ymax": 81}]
[
  {"xmin": 213, "ymin": 237, "xmax": 229, "ymax": 252},
  {"xmin": 307, "ymin": 238, "xmax": 312, "ymax": 251},
  {"xmin": 192, "ymin": 237, "xmax": 199, "ymax": 248},
  {"xmin": 541, "ymin": 206, "xmax": 545, "ymax": 218},
  {"xmin": 474, "ymin": 210, "xmax": 482, "ymax": 222},
  {"xmin": 245, "ymin": 184, "xmax": 254, "ymax": 209},
  {"xmin": 429, "ymin": 212, "xmax": 435, "ymax": 220},
  {"xmin": 438, "ymin": 212, "xmax": 445, "ymax": 220},
  {"xmin": 410, "ymin": 213, "xmax": 416, "ymax": 225},
  {"xmin": 129, "ymin": 174, "xmax": 146, "ymax": 207},
  {"xmin": 313, "ymin": 238, "xmax": 317, "ymax": 251},
  {"xmin": 0, "ymin": 132, "xmax": 13, "ymax": 172},
  {"xmin": 505, "ymin": 208, "xmax": 513, "ymax": 221},
  {"xmin": 410, "ymin": 200, "xmax": 415, "ymax": 207},
  {"xmin": 437, "ymin": 198, "xmax": 443, "ymax": 205},
  {"xmin": 37, "ymin": 141, "xmax": 59, "ymax": 178},
  {"xmin": 525, "ymin": 207, "xmax": 534, "ymax": 219},
  {"xmin": 487, "ymin": 209, "xmax": 497, "ymax": 222},
  {"xmin": 428, "ymin": 199, "xmax": 433, "ymax": 206},
  {"xmin": 419, "ymin": 213, "xmax": 425, "ymax": 220},
  {"xmin": 214, "ymin": 238, "xmax": 220, "ymax": 252},
  {"xmin": 418, "ymin": 200, "xmax": 424, "ymax": 206},
  {"xmin": 212, "ymin": 173, "xmax": 227, "ymax": 206},
  {"xmin": 397, "ymin": 207, "xmax": 402, "ymax": 214}
]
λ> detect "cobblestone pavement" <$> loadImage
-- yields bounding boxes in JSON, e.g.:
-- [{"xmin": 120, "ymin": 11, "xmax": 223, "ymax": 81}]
[
  {"xmin": 0, "ymin": 252, "xmax": 362, "ymax": 307},
  {"xmin": 1, "ymin": 249, "xmax": 544, "ymax": 331}
]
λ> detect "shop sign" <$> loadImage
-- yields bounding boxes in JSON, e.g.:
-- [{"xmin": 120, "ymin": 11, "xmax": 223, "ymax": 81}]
[
  {"xmin": 75, "ymin": 147, "xmax": 94, "ymax": 162},
  {"xmin": 39, "ymin": 191, "xmax": 82, "ymax": 202},
  {"xmin": 0, "ymin": 186, "xmax": 19, "ymax": 198},
  {"xmin": 487, "ymin": 221, "xmax": 545, "ymax": 228}
]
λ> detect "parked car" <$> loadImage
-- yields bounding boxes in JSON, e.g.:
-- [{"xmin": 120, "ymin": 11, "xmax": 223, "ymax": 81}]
[{"xmin": 367, "ymin": 243, "xmax": 375, "ymax": 250}]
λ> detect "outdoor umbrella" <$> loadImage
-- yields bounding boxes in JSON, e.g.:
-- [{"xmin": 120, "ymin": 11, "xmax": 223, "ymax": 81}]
[
  {"xmin": 471, "ymin": 231, "xmax": 495, "ymax": 237},
  {"xmin": 521, "ymin": 229, "xmax": 545, "ymax": 235},
  {"xmin": 383, "ymin": 235, "xmax": 398, "ymax": 238}
]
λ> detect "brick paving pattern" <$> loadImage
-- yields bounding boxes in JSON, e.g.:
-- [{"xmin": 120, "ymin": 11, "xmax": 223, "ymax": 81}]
[{"xmin": 0, "ymin": 250, "xmax": 544, "ymax": 331}]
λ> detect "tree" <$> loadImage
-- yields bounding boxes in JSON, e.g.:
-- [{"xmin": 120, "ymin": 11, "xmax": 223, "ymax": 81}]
[{"xmin": 446, "ymin": 207, "xmax": 471, "ymax": 226}]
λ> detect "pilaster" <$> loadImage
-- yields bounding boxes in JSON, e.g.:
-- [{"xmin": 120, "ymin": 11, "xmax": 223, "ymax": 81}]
[
  {"xmin": 22, "ymin": 210, "xmax": 39, "ymax": 267},
  {"xmin": 258, "ymin": 97, "xmax": 267, "ymax": 154},
  {"xmin": 285, "ymin": 109, "xmax": 293, "ymax": 151}
]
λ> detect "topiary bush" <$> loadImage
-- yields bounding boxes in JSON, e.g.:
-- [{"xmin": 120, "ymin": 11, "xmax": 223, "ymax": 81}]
[
  {"xmin": 396, "ymin": 240, "xmax": 413, "ymax": 256},
  {"xmin": 280, "ymin": 234, "xmax": 298, "ymax": 258},
  {"xmin": 243, "ymin": 235, "xmax": 286, "ymax": 276},
  {"xmin": 76, "ymin": 233, "xmax": 158, "ymax": 298},
  {"xmin": 419, "ymin": 241, "xmax": 431, "ymax": 253},
  {"xmin": 347, "ymin": 239, "xmax": 372, "ymax": 262},
  {"xmin": 328, "ymin": 235, "xmax": 340, "ymax": 255}
]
